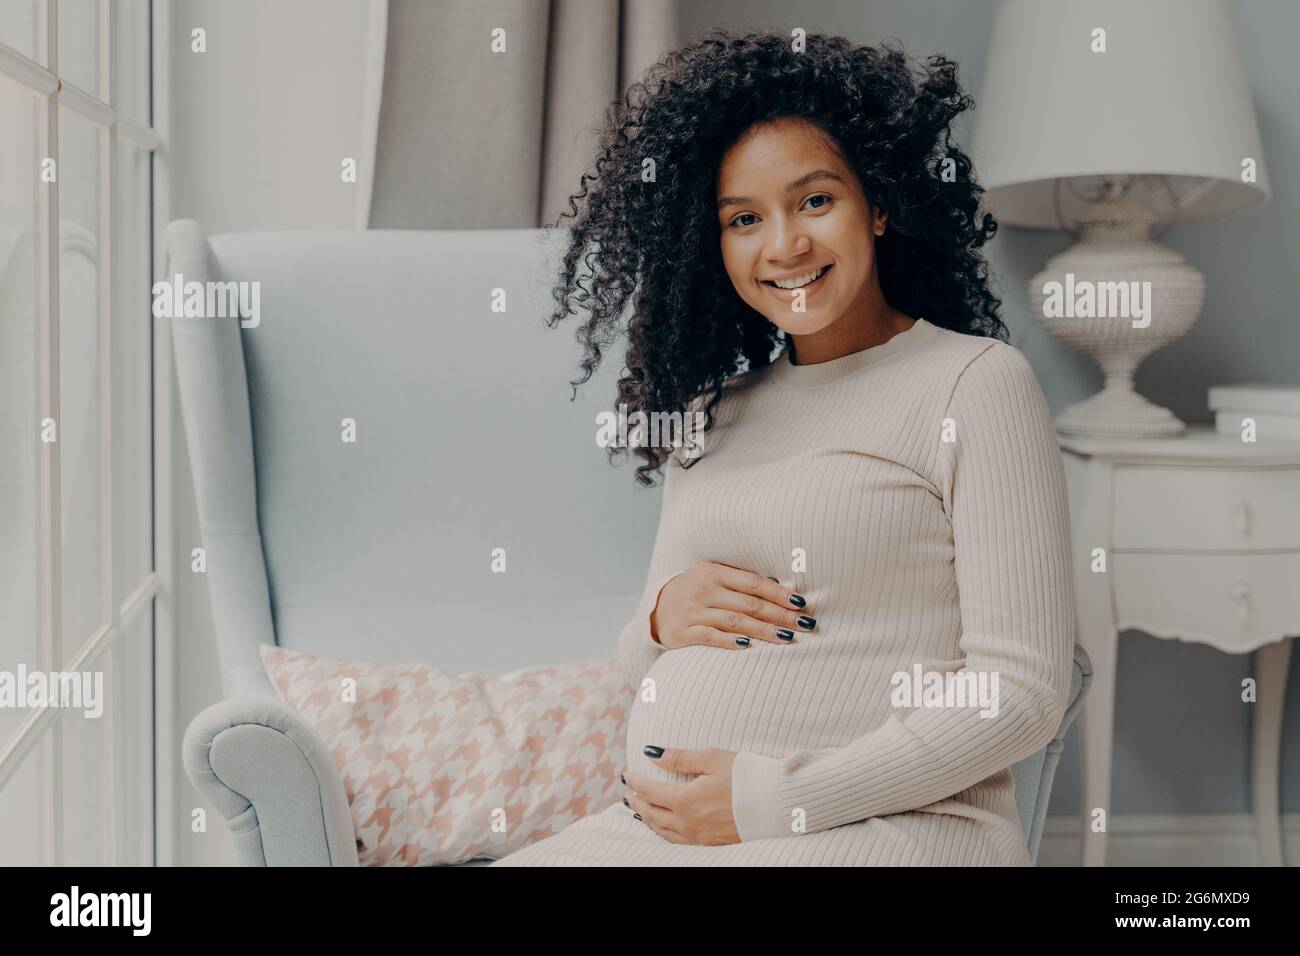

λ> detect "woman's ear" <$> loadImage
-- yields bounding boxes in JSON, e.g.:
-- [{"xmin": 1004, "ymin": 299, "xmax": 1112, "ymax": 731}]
[{"xmin": 873, "ymin": 209, "xmax": 888, "ymax": 237}]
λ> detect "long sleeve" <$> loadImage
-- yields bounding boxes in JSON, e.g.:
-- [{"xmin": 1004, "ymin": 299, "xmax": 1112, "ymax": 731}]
[
  {"xmin": 729, "ymin": 343, "xmax": 1076, "ymax": 841},
  {"xmin": 616, "ymin": 451, "xmax": 691, "ymax": 691}
]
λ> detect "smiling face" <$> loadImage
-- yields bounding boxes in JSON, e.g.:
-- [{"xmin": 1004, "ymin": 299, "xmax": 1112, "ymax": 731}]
[{"xmin": 716, "ymin": 116, "xmax": 888, "ymax": 341}]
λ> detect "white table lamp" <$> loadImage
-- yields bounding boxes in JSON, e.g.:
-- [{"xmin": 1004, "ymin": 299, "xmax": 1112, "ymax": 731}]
[{"xmin": 972, "ymin": 0, "xmax": 1270, "ymax": 437}]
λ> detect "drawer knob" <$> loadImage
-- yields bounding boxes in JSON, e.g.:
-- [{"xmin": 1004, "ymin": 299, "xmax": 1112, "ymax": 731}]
[
  {"xmin": 1231, "ymin": 581, "xmax": 1251, "ymax": 624},
  {"xmin": 1232, "ymin": 497, "xmax": 1251, "ymax": 537}
]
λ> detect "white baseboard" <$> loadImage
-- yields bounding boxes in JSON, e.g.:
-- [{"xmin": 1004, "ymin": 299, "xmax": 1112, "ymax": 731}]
[{"xmin": 1038, "ymin": 812, "xmax": 1300, "ymax": 866}]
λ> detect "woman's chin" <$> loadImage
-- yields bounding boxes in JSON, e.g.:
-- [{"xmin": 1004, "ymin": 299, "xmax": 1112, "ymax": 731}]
[{"xmin": 768, "ymin": 313, "xmax": 835, "ymax": 337}]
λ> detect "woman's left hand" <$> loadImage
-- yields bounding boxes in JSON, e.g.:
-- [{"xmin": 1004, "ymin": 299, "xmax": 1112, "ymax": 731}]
[{"xmin": 622, "ymin": 747, "xmax": 741, "ymax": 845}]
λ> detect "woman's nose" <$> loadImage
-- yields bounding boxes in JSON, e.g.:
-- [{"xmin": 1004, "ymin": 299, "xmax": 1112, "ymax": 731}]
[
  {"xmin": 759, "ymin": 227, "xmax": 811, "ymax": 261},
  {"xmin": 763, "ymin": 214, "xmax": 811, "ymax": 261}
]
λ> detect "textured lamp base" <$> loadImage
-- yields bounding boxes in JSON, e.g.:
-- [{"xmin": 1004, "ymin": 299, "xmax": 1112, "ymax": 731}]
[
  {"xmin": 1030, "ymin": 197, "xmax": 1205, "ymax": 440},
  {"xmin": 1054, "ymin": 374, "xmax": 1186, "ymax": 438}
]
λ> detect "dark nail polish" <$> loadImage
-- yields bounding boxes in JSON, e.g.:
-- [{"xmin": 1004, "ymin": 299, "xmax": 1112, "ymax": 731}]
[
  {"xmin": 776, "ymin": 628, "xmax": 795, "ymax": 641},
  {"xmin": 623, "ymin": 796, "xmax": 629, "ymax": 807},
  {"xmin": 633, "ymin": 813, "xmax": 642, "ymax": 821},
  {"xmin": 789, "ymin": 593, "xmax": 807, "ymax": 608},
  {"xmin": 644, "ymin": 745, "xmax": 664, "ymax": 759},
  {"xmin": 735, "ymin": 636, "xmax": 750, "ymax": 646},
  {"xmin": 797, "ymin": 615, "xmax": 816, "ymax": 629},
  {"xmin": 619, "ymin": 772, "xmax": 626, "ymax": 785}
]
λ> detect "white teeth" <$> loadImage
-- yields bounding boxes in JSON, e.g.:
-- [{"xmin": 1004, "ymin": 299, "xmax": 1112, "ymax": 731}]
[{"xmin": 769, "ymin": 265, "xmax": 828, "ymax": 290}]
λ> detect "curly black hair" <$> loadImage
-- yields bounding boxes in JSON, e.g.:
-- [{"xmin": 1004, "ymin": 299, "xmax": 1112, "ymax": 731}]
[{"xmin": 545, "ymin": 29, "xmax": 1006, "ymax": 486}]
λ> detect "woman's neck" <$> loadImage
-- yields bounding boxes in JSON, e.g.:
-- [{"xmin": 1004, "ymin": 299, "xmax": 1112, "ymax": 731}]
[{"xmin": 788, "ymin": 301, "xmax": 913, "ymax": 366}]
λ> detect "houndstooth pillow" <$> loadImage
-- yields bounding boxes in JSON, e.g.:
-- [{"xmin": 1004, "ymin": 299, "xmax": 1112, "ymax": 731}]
[{"xmin": 259, "ymin": 644, "xmax": 633, "ymax": 865}]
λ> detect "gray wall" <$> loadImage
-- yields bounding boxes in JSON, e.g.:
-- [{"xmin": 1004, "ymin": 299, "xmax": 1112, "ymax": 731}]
[
  {"xmin": 682, "ymin": 0, "xmax": 1299, "ymax": 818},
  {"xmin": 168, "ymin": 0, "xmax": 372, "ymax": 234}
]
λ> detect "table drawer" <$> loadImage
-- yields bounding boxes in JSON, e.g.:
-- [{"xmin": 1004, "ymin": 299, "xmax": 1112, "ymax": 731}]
[
  {"xmin": 1111, "ymin": 551, "xmax": 1300, "ymax": 651},
  {"xmin": 1111, "ymin": 465, "xmax": 1300, "ymax": 550}
]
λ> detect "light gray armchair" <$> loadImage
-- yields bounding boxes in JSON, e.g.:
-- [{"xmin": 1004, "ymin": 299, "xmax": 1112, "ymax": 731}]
[{"xmin": 170, "ymin": 220, "xmax": 1091, "ymax": 866}]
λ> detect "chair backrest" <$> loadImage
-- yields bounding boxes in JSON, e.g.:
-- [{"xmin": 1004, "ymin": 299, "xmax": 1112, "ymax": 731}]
[
  {"xmin": 166, "ymin": 223, "xmax": 662, "ymax": 695},
  {"xmin": 1014, "ymin": 646, "xmax": 1090, "ymax": 863},
  {"xmin": 163, "ymin": 221, "xmax": 1088, "ymax": 862}
]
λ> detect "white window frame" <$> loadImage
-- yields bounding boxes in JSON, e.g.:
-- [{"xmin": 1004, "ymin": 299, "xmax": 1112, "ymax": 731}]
[{"xmin": 0, "ymin": 0, "xmax": 160, "ymax": 865}]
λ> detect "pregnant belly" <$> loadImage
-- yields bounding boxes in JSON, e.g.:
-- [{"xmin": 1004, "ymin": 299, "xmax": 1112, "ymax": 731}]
[{"xmin": 624, "ymin": 641, "xmax": 878, "ymax": 785}]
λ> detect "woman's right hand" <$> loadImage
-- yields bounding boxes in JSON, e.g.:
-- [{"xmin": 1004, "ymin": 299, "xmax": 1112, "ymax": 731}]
[{"xmin": 649, "ymin": 562, "xmax": 816, "ymax": 650}]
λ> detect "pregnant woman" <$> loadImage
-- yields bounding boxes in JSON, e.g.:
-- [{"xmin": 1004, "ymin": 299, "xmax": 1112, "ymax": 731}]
[{"xmin": 492, "ymin": 31, "xmax": 1075, "ymax": 866}]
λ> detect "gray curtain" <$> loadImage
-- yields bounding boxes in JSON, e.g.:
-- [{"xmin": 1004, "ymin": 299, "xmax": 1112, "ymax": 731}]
[{"xmin": 369, "ymin": 0, "xmax": 681, "ymax": 229}]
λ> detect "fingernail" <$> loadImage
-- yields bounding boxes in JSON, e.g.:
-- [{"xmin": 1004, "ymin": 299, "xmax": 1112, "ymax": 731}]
[
  {"xmin": 789, "ymin": 593, "xmax": 807, "ymax": 608},
  {"xmin": 619, "ymin": 772, "xmax": 626, "ymax": 785},
  {"xmin": 776, "ymin": 628, "xmax": 795, "ymax": 641},
  {"xmin": 735, "ymin": 636, "xmax": 750, "ymax": 646},
  {"xmin": 767, "ymin": 576, "xmax": 779, "ymax": 582},
  {"xmin": 633, "ymin": 813, "xmax": 642, "ymax": 821},
  {"xmin": 797, "ymin": 615, "xmax": 816, "ymax": 629},
  {"xmin": 644, "ymin": 745, "xmax": 664, "ymax": 758},
  {"xmin": 623, "ymin": 796, "xmax": 630, "ymax": 807}
]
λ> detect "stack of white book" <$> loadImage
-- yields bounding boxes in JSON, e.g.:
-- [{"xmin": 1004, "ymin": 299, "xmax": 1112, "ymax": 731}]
[{"xmin": 1207, "ymin": 383, "xmax": 1300, "ymax": 441}]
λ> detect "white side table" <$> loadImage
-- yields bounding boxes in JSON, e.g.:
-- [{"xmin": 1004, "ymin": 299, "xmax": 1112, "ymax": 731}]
[{"xmin": 1059, "ymin": 425, "xmax": 1299, "ymax": 867}]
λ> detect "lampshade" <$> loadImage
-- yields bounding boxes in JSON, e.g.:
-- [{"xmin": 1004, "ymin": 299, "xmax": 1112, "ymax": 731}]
[{"xmin": 971, "ymin": 0, "xmax": 1270, "ymax": 230}]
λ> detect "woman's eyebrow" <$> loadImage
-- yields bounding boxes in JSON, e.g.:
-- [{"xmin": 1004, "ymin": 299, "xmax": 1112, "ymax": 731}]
[{"xmin": 717, "ymin": 169, "xmax": 846, "ymax": 209}]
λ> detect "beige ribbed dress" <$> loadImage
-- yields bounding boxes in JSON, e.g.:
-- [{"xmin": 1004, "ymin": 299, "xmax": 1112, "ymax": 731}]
[{"xmin": 492, "ymin": 316, "xmax": 1075, "ymax": 866}]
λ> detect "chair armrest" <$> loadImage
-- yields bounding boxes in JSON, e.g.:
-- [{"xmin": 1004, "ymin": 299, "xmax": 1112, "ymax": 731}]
[{"xmin": 183, "ymin": 697, "xmax": 358, "ymax": 867}]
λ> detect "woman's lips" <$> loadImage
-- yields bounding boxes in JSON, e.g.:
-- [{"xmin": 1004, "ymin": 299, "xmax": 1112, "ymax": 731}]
[{"xmin": 763, "ymin": 263, "xmax": 832, "ymax": 304}]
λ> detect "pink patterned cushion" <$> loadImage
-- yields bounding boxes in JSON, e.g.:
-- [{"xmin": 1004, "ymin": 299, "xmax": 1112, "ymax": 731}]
[{"xmin": 259, "ymin": 645, "xmax": 633, "ymax": 865}]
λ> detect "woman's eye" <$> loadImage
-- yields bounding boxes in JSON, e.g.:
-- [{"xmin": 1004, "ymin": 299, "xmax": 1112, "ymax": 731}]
[{"xmin": 728, "ymin": 196, "xmax": 830, "ymax": 230}]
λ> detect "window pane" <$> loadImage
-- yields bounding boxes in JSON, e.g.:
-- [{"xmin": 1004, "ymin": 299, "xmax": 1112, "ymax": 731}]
[
  {"xmin": 113, "ymin": 0, "xmax": 151, "ymax": 125},
  {"xmin": 115, "ymin": 139, "xmax": 152, "ymax": 603},
  {"xmin": 115, "ymin": 604, "xmax": 153, "ymax": 865},
  {"xmin": 0, "ymin": 72, "xmax": 41, "ymax": 754},
  {"xmin": 58, "ymin": 107, "xmax": 102, "ymax": 661},
  {"xmin": 0, "ymin": 0, "xmax": 39, "ymax": 63},
  {"xmin": 0, "ymin": 735, "xmax": 45, "ymax": 864},
  {"xmin": 59, "ymin": 653, "xmax": 112, "ymax": 865},
  {"xmin": 57, "ymin": 0, "xmax": 99, "ymax": 97}
]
